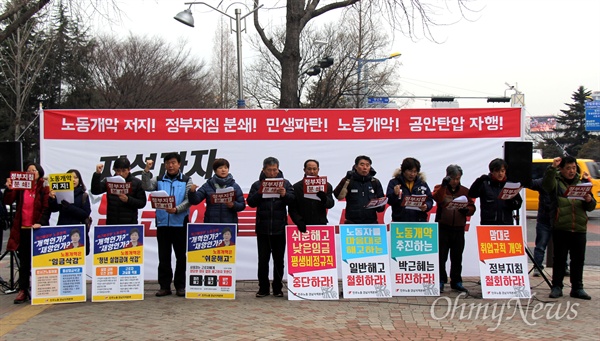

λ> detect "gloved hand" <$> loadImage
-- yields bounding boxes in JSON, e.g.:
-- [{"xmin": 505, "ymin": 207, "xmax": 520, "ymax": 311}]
[
  {"xmin": 345, "ymin": 170, "xmax": 353, "ymax": 180},
  {"xmin": 316, "ymin": 191, "xmax": 327, "ymax": 201},
  {"xmin": 442, "ymin": 176, "xmax": 451, "ymax": 187},
  {"xmin": 458, "ymin": 208, "xmax": 469, "ymax": 215},
  {"xmin": 297, "ymin": 223, "xmax": 307, "ymax": 233},
  {"xmin": 61, "ymin": 200, "xmax": 70, "ymax": 208}
]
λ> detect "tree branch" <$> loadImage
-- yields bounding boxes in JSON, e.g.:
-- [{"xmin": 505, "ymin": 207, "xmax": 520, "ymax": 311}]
[{"xmin": 0, "ymin": 0, "xmax": 51, "ymax": 43}]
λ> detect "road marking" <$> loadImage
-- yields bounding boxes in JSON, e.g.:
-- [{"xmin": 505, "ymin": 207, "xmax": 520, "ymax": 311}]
[{"xmin": 0, "ymin": 305, "xmax": 51, "ymax": 337}]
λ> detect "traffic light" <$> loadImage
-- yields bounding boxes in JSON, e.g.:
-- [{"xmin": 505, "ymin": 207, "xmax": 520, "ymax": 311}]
[
  {"xmin": 318, "ymin": 57, "xmax": 334, "ymax": 69},
  {"xmin": 306, "ymin": 66, "xmax": 321, "ymax": 76}
]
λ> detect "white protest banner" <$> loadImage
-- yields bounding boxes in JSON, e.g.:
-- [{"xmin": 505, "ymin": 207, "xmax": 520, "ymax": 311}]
[{"xmin": 41, "ymin": 108, "xmax": 523, "ymax": 281}]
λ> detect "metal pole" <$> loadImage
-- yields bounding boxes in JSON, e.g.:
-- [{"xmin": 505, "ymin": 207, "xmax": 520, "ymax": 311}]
[
  {"xmin": 234, "ymin": 9, "xmax": 245, "ymax": 108},
  {"xmin": 357, "ymin": 59, "xmax": 363, "ymax": 108}
]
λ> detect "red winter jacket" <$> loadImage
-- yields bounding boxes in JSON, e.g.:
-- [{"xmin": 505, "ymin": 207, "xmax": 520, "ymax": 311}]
[{"xmin": 3, "ymin": 178, "xmax": 50, "ymax": 251}]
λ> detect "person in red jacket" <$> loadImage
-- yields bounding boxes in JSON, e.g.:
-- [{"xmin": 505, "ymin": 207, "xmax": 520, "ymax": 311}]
[
  {"xmin": 432, "ymin": 164, "xmax": 475, "ymax": 294},
  {"xmin": 3, "ymin": 162, "xmax": 51, "ymax": 304}
]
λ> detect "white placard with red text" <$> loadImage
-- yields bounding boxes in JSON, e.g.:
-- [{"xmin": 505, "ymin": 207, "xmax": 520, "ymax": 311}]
[
  {"xmin": 286, "ymin": 225, "xmax": 338, "ymax": 300},
  {"xmin": 476, "ymin": 225, "xmax": 531, "ymax": 299},
  {"xmin": 40, "ymin": 108, "xmax": 524, "ymax": 281}
]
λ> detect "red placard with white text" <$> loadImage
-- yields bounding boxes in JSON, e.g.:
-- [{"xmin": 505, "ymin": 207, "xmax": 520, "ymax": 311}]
[{"xmin": 10, "ymin": 172, "xmax": 34, "ymax": 189}]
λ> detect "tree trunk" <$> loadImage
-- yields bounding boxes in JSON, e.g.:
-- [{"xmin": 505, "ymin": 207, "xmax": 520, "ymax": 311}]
[{"xmin": 278, "ymin": 2, "xmax": 303, "ymax": 108}]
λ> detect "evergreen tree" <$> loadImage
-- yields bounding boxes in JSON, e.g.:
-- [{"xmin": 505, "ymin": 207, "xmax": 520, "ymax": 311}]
[
  {"xmin": 34, "ymin": 1, "xmax": 96, "ymax": 109},
  {"xmin": 550, "ymin": 86, "xmax": 592, "ymax": 156}
]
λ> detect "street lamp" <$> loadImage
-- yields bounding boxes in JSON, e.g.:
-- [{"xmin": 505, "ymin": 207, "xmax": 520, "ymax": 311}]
[
  {"xmin": 174, "ymin": 2, "xmax": 263, "ymax": 108},
  {"xmin": 352, "ymin": 52, "xmax": 401, "ymax": 108}
]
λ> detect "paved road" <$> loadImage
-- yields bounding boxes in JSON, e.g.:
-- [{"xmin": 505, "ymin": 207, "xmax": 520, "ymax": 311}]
[{"xmin": 525, "ymin": 209, "xmax": 600, "ymax": 267}]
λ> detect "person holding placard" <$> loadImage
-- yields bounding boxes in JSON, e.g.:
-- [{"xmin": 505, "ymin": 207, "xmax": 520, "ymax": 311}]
[
  {"xmin": 543, "ymin": 156, "xmax": 596, "ymax": 300},
  {"xmin": 468, "ymin": 158, "xmax": 522, "ymax": 225},
  {"xmin": 386, "ymin": 157, "xmax": 433, "ymax": 223},
  {"xmin": 49, "ymin": 169, "xmax": 92, "ymax": 254},
  {"xmin": 91, "ymin": 157, "xmax": 146, "ymax": 225},
  {"xmin": 432, "ymin": 164, "xmax": 475, "ymax": 293},
  {"xmin": 188, "ymin": 158, "xmax": 246, "ymax": 223},
  {"xmin": 288, "ymin": 159, "xmax": 334, "ymax": 233},
  {"xmin": 247, "ymin": 157, "xmax": 295, "ymax": 298},
  {"xmin": 333, "ymin": 155, "xmax": 385, "ymax": 224},
  {"xmin": 142, "ymin": 153, "xmax": 192, "ymax": 297},
  {"xmin": 3, "ymin": 162, "xmax": 51, "ymax": 304}
]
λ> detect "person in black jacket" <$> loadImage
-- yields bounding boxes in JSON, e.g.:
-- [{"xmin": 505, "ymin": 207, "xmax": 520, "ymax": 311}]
[
  {"xmin": 333, "ymin": 155, "xmax": 385, "ymax": 224},
  {"xmin": 49, "ymin": 169, "xmax": 92, "ymax": 255},
  {"xmin": 91, "ymin": 157, "xmax": 146, "ymax": 225},
  {"xmin": 386, "ymin": 157, "xmax": 433, "ymax": 222},
  {"xmin": 468, "ymin": 158, "xmax": 522, "ymax": 225},
  {"xmin": 247, "ymin": 157, "xmax": 295, "ymax": 298},
  {"xmin": 289, "ymin": 159, "xmax": 335, "ymax": 232}
]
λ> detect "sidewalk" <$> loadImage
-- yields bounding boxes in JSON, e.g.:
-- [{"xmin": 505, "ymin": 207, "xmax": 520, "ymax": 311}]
[{"xmin": 1, "ymin": 267, "xmax": 599, "ymax": 341}]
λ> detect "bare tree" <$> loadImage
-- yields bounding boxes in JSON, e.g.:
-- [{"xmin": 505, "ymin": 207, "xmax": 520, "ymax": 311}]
[
  {"xmin": 252, "ymin": 0, "xmax": 474, "ymax": 108},
  {"xmin": 246, "ymin": 3, "xmax": 401, "ymax": 108},
  {"xmin": 87, "ymin": 35, "xmax": 216, "ymax": 109},
  {"xmin": 211, "ymin": 16, "xmax": 237, "ymax": 108},
  {"xmin": 0, "ymin": 5, "xmax": 53, "ymax": 141}
]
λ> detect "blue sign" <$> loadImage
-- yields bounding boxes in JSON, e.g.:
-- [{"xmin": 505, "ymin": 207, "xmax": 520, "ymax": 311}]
[
  {"xmin": 585, "ymin": 100, "xmax": 600, "ymax": 131},
  {"xmin": 368, "ymin": 97, "xmax": 389, "ymax": 104}
]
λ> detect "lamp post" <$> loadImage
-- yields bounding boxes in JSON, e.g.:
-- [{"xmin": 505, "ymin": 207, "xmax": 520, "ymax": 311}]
[
  {"xmin": 174, "ymin": 2, "xmax": 263, "ymax": 108},
  {"xmin": 352, "ymin": 52, "xmax": 401, "ymax": 108}
]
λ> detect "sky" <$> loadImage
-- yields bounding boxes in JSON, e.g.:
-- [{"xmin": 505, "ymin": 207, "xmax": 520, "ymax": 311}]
[{"xmin": 93, "ymin": 0, "xmax": 600, "ymax": 116}]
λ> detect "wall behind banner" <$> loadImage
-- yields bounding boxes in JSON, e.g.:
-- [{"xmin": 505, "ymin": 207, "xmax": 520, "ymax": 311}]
[{"xmin": 40, "ymin": 108, "xmax": 525, "ymax": 281}]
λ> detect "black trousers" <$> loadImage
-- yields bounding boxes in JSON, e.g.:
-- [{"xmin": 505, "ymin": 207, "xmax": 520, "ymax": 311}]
[
  {"xmin": 438, "ymin": 225, "xmax": 465, "ymax": 284},
  {"xmin": 17, "ymin": 228, "xmax": 32, "ymax": 291},
  {"xmin": 157, "ymin": 226, "xmax": 187, "ymax": 290},
  {"xmin": 552, "ymin": 230, "xmax": 586, "ymax": 290},
  {"xmin": 256, "ymin": 234, "xmax": 286, "ymax": 293}
]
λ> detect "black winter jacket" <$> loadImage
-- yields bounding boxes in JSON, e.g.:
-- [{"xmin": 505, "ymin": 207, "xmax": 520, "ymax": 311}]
[
  {"xmin": 91, "ymin": 172, "xmax": 146, "ymax": 225},
  {"xmin": 49, "ymin": 186, "xmax": 92, "ymax": 225},
  {"xmin": 468, "ymin": 174, "xmax": 522, "ymax": 225},
  {"xmin": 333, "ymin": 168, "xmax": 384, "ymax": 224},
  {"xmin": 247, "ymin": 171, "xmax": 295, "ymax": 235},
  {"xmin": 386, "ymin": 171, "xmax": 433, "ymax": 222},
  {"xmin": 289, "ymin": 178, "xmax": 335, "ymax": 226}
]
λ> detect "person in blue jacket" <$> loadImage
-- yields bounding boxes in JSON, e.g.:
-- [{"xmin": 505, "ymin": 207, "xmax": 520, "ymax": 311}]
[
  {"xmin": 188, "ymin": 158, "xmax": 246, "ymax": 223},
  {"xmin": 386, "ymin": 157, "xmax": 433, "ymax": 222},
  {"xmin": 142, "ymin": 153, "xmax": 192, "ymax": 298}
]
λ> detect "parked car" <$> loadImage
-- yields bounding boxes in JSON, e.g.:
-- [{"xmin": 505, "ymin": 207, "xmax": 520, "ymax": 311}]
[{"xmin": 526, "ymin": 158, "xmax": 600, "ymax": 210}]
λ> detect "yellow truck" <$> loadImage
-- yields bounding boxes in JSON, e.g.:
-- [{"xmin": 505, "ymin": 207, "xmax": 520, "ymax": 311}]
[{"xmin": 526, "ymin": 158, "xmax": 600, "ymax": 210}]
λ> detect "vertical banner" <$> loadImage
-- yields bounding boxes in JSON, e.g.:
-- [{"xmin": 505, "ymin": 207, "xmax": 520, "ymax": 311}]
[
  {"xmin": 31, "ymin": 225, "xmax": 86, "ymax": 305},
  {"xmin": 340, "ymin": 224, "xmax": 391, "ymax": 299},
  {"xmin": 187, "ymin": 223, "xmax": 237, "ymax": 299},
  {"xmin": 476, "ymin": 225, "xmax": 531, "ymax": 299},
  {"xmin": 390, "ymin": 222, "xmax": 439, "ymax": 296},
  {"xmin": 92, "ymin": 225, "xmax": 145, "ymax": 302},
  {"xmin": 285, "ymin": 225, "xmax": 338, "ymax": 300}
]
